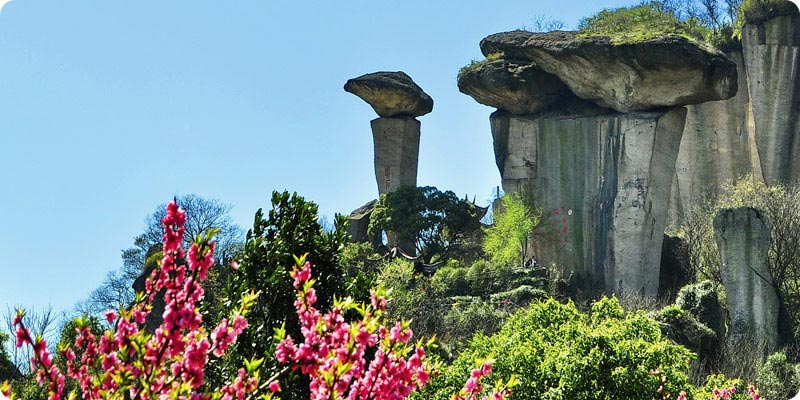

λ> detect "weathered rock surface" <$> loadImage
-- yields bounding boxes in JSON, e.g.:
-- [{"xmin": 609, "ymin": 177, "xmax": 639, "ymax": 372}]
[
  {"xmin": 668, "ymin": 50, "xmax": 756, "ymax": 226},
  {"xmin": 347, "ymin": 199, "xmax": 377, "ymax": 243},
  {"xmin": 371, "ymin": 117, "xmax": 420, "ymax": 194},
  {"xmin": 492, "ymin": 106, "xmax": 686, "ymax": 297},
  {"xmin": 742, "ymin": 13, "xmax": 800, "ymax": 186},
  {"xmin": 345, "ymin": 72, "xmax": 433, "ymax": 118},
  {"xmin": 713, "ymin": 207, "xmax": 779, "ymax": 351},
  {"xmin": 457, "ymin": 59, "xmax": 568, "ymax": 115},
  {"xmin": 480, "ymin": 31, "xmax": 738, "ymax": 112},
  {"xmin": 659, "ymin": 234, "xmax": 692, "ymax": 301}
]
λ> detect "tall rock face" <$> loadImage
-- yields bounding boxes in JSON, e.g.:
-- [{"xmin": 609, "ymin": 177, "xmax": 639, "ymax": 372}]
[
  {"xmin": 371, "ymin": 117, "xmax": 421, "ymax": 193},
  {"xmin": 492, "ymin": 107, "xmax": 686, "ymax": 296},
  {"xmin": 713, "ymin": 207, "xmax": 779, "ymax": 351},
  {"xmin": 668, "ymin": 8, "xmax": 800, "ymax": 227},
  {"xmin": 742, "ymin": 13, "xmax": 800, "ymax": 186},
  {"xmin": 668, "ymin": 51, "xmax": 755, "ymax": 225},
  {"xmin": 345, "ymin": 71, "xmax": 432, "ymax": 195},
  {"xmin": 462, "ymin": 30, "xmax": 735, "ymax": 297}
]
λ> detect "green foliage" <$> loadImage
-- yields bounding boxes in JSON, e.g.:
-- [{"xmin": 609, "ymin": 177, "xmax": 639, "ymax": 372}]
[
  {"xmin": 369, "ymin": 186, "xmax": 482, "ymax": 264},
  {"xmin": 737, "ymin": 0, "xmax": 797, "ymax": 27},
  {"xmin": 755, "ymin": 351, "xmax": 800, "ymax": 400},
  {"xmin": 578, "ymin": 2, "xmax": 711, "ymax": 44},
  {"xmin": 680, "ymin": 177, "xmax": 800, "ymax": 334},
  {"xmin": 0, "ymin": 332, "xmax": 17, "ymax": 382},
  {"xmin": 457, "ymin": 52, "xmax": 504, "ymax": 81},
  {"xmin": 220, "ymin": 191, "xmax": 349, "ymax": 398},
  {"xmin": 676, "ymin": 281, "xmax": 725, "ymax": 337},
  {"xmin": 421, "ymin": 297, "xmax": 695, "ymax": 400},
  {"xmin": 690, "ymin": 374, "xmax": 754, "ymax": 399},
  {"xmin": 340, "ymin": 242, "xmax": 379, "ymax": 302},
  {"xmin": 483, "ymin": 194, "xmax": 538, "ymax": 269}
]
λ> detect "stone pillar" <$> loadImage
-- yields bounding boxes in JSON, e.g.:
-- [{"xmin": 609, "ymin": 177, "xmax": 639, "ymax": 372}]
[
  {"xmin": 742, "ymin": 13, "xmax": 800, "ymax": 186},
  {"xmin": 371, "ymin": 117, "xmax": 420, "ymax": 194},
  {"xmin": 491, "ymin": 106, "xmax": 686, "ymax": 297},
  {"xmin": 713, "ymin": 207, "xmax": 779, "ymax": 351},
  {"xmin": 344, "ymin": 71, "xmax": 433, "ymax": 196}
]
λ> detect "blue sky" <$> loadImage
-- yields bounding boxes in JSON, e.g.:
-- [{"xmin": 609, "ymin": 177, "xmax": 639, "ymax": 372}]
[{"xmin": 0, "ymin": 0, "xmax": 636, "ymax": 318}]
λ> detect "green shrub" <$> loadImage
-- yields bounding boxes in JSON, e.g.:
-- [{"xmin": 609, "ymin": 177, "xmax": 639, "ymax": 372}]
[
  {"xmin": 756, "ymin": 351, "xmax": 800, "ymax": 400},
  {"xmin": 489, "ymin": 285, "xmax": 547, "ymax": 306},
  {"xmin": 740, "ymin": 0, "xmax": 798, "ymax": 23},
  {"xmin": 420, "ymin": 297, "xmax": 695, "ymax": 400},
  {"xmin": 578, "ymin": 2, "xmax": 710, "ymax": 45},
  {"xmin": 676, "ymin": 281, "xmax": 726, "ymax": 338},
  {"xmin": 690, "ymin": 374, "xmax": 755, "ymax": 400},
  {"xmin": 457, "ymin": 52, "xmax": 504, "ymax": 81},
  {"xmin": 483, "ymin": 193, "xmax": 538, "ymax": 269}
]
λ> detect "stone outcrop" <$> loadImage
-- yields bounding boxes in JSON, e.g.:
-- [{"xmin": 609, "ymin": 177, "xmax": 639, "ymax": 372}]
[
  {"xmin": 492, "ymin": 106, "xmax": 686, "ymax": 296},
  {"xmin": 344, "ymin": 71, "xmax": 433, "ymax": 118},
  {"xmin": 347, "ymin": 199, "xmax": 377, "ymax": 243},
  {"xmin": 457, "ymin": 59, "xmax": 568, "ymax": 115},
  {"xmin": 741, "ymin": 12, "xmax": 800, "ymax": 186},
  {"xmin": 346, "ymin": 72, "xmax": 431, "ymax": 196},
  {"xmin": 713, "ymin": 207, "xmax": 779, "ymax": 351},
  {"xmin": 480, "ymin": 31, "xmax": 738, "ymax": 113}
]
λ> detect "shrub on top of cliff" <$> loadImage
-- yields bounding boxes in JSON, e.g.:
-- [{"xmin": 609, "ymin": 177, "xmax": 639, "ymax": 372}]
[
  {"xmin": 457, "ymin": 52, "xmax": 504, "ymax": 81},
  {"xmin": 739, "ymin": 0, "xmax": 798, "ymax": 23},
  {"xmin": 733, "ymin": 0, "xmax": 799, "ymax": 38},
  {"xmin": 419, "ymin": 296, "xmax": 696, "ymax": 400},
  {"xmin": 578, "ymin": 1, "xmax": 711, "ymax": 45}
]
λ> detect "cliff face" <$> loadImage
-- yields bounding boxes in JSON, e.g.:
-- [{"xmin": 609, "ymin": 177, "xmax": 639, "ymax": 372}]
[
  {"xmin": 668, "ymin": 51, "xmax": 755, "ymax": 225},
  {"xmin": 669, "ymin": 13, "xmax": 800, "ymax": 225},
  {"xmin": 743, "ymin": 14, "xmax": 800, "ymax": 186},
  {"xmin": 492, "ymin": 107, "xmax": 686, "ymax": 296}
]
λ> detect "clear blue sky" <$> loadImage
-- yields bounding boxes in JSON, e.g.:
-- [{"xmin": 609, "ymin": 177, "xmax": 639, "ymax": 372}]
[{"xmin": 0, "ymin": 0, "xmax": 635, "ymax": 318}]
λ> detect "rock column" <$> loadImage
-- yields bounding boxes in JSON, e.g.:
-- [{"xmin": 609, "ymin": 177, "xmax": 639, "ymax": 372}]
[
  {"xmin": 713, "ymin": 207, "xmax": 779, "ymax": 351},
  {"xmin": 344, "ymin": 71, "xmax": 433, "ymax": 196},
  {"xmin": 460, "ymin": 30, "xmax": 737, "ymax": 297},
  {"xmin": 742, "ymin": 13, "xmax": 800, "ymax": 186}
]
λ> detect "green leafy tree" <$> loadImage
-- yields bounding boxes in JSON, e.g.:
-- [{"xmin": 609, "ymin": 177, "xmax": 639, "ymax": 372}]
[
  {"xmin": 368, "ymin": 186, "xmax": 482, "ymax": 264},
  {"xmin": 215, "ymin": 191, "xmax": 348, "ymax": 397},
  {"xmin": 483, "ymin": 194, "xmax": 538, "ymax": 268}
]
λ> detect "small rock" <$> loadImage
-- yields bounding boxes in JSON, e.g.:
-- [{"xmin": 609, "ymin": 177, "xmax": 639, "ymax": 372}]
[
  {"xmin": 457, "ymin": 59, "xmax": 568, "ymax": 115},
  {"xmin": 344, "ymin": 71, "xmax": 433, "ymax": 118},
  {"xmin": 480, "ymin": 30, "xmax": 738, "ymax": 112}
]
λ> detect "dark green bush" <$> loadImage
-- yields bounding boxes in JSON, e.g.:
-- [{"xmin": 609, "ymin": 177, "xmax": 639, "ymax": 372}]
[
  {"xmin": 420, "ymin": 297, "xmax": 695, "ymax": 400},
  {"xmin": 756, "ymin": 351, "xmax": 800, "ymax": 400},
  {"xmin": 676, "ymin": 280, "xmax": 726, "ymax": 338}
]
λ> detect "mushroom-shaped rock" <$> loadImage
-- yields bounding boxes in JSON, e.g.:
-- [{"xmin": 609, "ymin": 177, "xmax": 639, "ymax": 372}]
[
  {"xmin": 457, "ymin": 59, "xmax": 569, "ymax": 115},
  {"xmin": 344, "ymin": 71, "xmax": 433, "ymax": 117},
  {"xmin": 480, "ymin": 31, "xmax": 738, "ymax": 113}
]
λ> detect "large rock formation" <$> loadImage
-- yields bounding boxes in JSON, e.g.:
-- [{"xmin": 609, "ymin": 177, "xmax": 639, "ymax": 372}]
[
  {"xmin": 346, "ymin": 72, "xmax": 431, "ymax": 195},
  {"xmin": 668, "ymin": 7, "xmax": 800, "ymax": 226},
  {"xmin": 346, "ymin": 199, "xmax": 377, "ymax": 243},
  {"xmin": 344, "ymin": 71, "xmax": 433, "ymax": 118},
  {"xmin": 713, "ymin": 207, "xmax": 779, "ymax": 351},
  {"xmin": 480, "ymin": 31, "xmax": 738, "ymax": 113},
  {"xmin": 492, "ymin": 106, "xmax": 686, "ymax": 296},
  {"xmin": 458, "ymin": 28, "xmax": 742, "ymax": 297},
  {"xmin": 457, "ymin": 59, "xmax": 568, "ymax": 115},
  {"xmin": 742, "ymin": 12, "xmax": 800, "ymax": 186}
]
